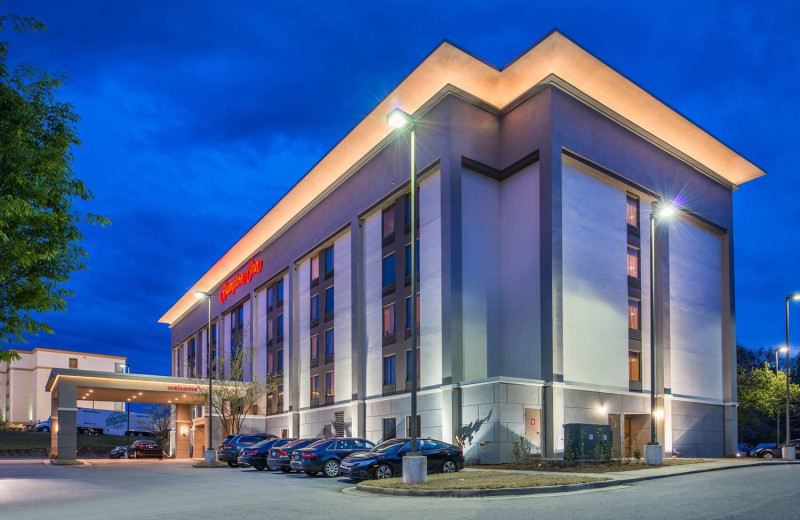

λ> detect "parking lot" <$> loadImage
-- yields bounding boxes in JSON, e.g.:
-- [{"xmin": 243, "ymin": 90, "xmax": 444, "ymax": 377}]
[{"xmin": 1, "ymin": 459, "xmax": 799, "ymax": 520}]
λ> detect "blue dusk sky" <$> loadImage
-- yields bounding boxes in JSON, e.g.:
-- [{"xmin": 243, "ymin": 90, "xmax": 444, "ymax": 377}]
[{"xmin": 4, "ymin": 1, "xmax": 799, "ymax": 375}]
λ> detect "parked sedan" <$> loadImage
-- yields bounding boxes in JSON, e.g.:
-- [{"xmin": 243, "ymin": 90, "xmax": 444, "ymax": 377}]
[
  {"xmin": 290, "ymin": 438, "xmax": 375, "ymax": 477},
  {"xmin": 266, "ymin": 438, "xmax": 318, "ymax": 472},
  {"xmin": 218, "ymin": 433, "xmax": 276, "ymax": 467},
  {"xmin": 237, "ymin": 438, "xmax": 296, "ymax": 470},
  {"xmin": 736, "ymin": 443, "xmax": 755, "ymax": 458},
  {"xmin": 109, "ymin": 445, "xmax": 129, "ymax": 459},
  {"xmin": 753, "ymin": 439, "xmax": 800, "ymax": 459},
  {"xmin": 129, "ymin": 439, "xmax": 163, "ymax": 459},
  {"xmin": 340, "ymin": 438, "xmax": 464, "ymax": 481}
]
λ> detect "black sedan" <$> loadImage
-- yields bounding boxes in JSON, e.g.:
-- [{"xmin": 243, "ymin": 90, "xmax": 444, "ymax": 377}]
[
  {"xmin": 129, "ymin": 440, "xmax": 163, "ymax": 459},
  {"xmin": 266, "ymin": 438, "xmax": 318, "ymax": 472},
  {"xmin": 340, "ymin": 438, "xmax": 464, "ymax": 481},
  {"xmin": 290, "ymin": 438, "xmax": 375, "ymax": 477},
  {"xmin": 237, "ymin": 438, "xmax": 296, "ymax": 470},
  {"xmin": 109, "ymin": 445, "xmax": 129, "ymax": 459},
  {"xmin": 753, "ymin": 439, "xmax": 799, "ymax": 459},
  {"xmin": 218, "ymin": 433, "xmax": 275, "ymax": 467}
]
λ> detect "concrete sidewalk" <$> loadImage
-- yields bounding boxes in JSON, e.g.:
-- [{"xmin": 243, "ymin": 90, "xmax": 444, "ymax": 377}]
[{"xmin": 466, "ymin": 458, "xmax": 800, "ymax": 483}]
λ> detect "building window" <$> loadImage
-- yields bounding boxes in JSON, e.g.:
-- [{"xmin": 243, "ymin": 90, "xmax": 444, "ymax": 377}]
[
  {"xmin": 267, "ymin": 319, "xmax": 274, "ymax": 342},
  {"xmin": 311, "ymin": 294, "xmax": 320, "ymax": 321},
  {"xmin": 310, "ymin": 335, "xmax": 319, "ymax": 360},
  {"xmin": 267, "ymin": 352, "xmax": 274, "ymax": 373},
  {"xmin": 310, "ymin": 255, "xmax": 320, "ymax": 283},
  {"xmin": 325, "ymin": 246, "xmax": 334, "ymax": 274},
  {"xmin": 406, "ymin": 349, "xmax": 414, "ymax": 381},
  {"xmin": 187, "ymin": 339, "xmax": 196, "ymax": 378},
  {"xmin": 383, "ymin": 304, "xmax": 396, "ymax": 337},
  {"xmin": 267, "ymin": 287, "xmax": 274, "ymax": 308},
  {"xmin": 628, "ymin": 298, "xmax": 641, "ymax": 330},
  {"xmin": 404, "ymin": 241, "xmax": 419, "ymax": 278},
  {"xmin": 276, "ymin": 314, "xmax": 284, "ymax": 338},
  {"xmin": 627, "ymin": 246, "xmax": 640, "ymax": 278},
  {"xmin": 276, "ymin": 280, "xmax": 284, "ymax": 304},
  {"xmin": 325, "ymin": 371, "xmax": 334, "ymax": 398},
  {"xmin": 629, "ymin": 351, "xmax": 641, "ymax": 382},
  {"xmin": 68, "ymin": 358, "xmax": 78, "ymax": 369},
  {"xmin": 311, "ymin": 375, "xmax": 319, "ymax": 401},
  {"xmin": 383, "ymin": 418, "xmax": 397, "ymax": 441},
  {"xmin": 383, "ymin": 206, "xmax": 395, "ymax": 239},
  {"xmin": 324, "ymin": 328, "xmax": 334, "ymax": 356},
  {"xmin": 404, "ymin": 195, "xmax": 411, "ymax": 226},
  {"xmin": 383, "ymin": 355, "xmax": 396, "ymax": 385},
  {"xmin": 324, "ymin": 286, "xmax": 334, "ymax": 314},
  {"xmin": 383, "ymin": 253, "xmax": 396, "ymax": 288},
  {"xmin": 405, "ymin": 415, "xmax": 421, "ymax": 437},
  {"xmin": 405, "ymin": 294, "xmax": 420, "ymax": 330},
  {"xmin": 626, "ymin": 195, "xmax": 639, "ymax": 228}
]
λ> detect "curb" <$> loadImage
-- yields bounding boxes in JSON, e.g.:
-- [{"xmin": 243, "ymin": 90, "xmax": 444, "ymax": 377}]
[
  {"xmin": 49, "ymin": 459, "xmax": 85, "ymax": 466},
  {"xmin": 355, "ymin": 461, "xmax": 798, "ymax": 498}
]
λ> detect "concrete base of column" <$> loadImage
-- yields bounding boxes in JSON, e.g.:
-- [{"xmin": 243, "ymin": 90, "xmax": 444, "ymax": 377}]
[
  {"xmin": 644, "ymin": 443, "xmax": 664, "ymax": 465},
  {"xmin": 782, "ymin": 446, "xmax": 796, "ymax": 460},
  {"xmin": 402, "ymin": 455, "xmax": 427, "ymax": 484}
]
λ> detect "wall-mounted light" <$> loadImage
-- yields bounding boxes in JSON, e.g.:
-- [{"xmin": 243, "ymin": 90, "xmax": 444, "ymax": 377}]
[
  {"xmin": 180, "ymin": 426, "xmax": 188, "ymax": 437},
  {"xmin": 653, "ymin": 409, "xmax": 665, "ymax": 419},
  {"xmin": 597, "ymin": 405, "xmax": 607, "ymax": 414}
]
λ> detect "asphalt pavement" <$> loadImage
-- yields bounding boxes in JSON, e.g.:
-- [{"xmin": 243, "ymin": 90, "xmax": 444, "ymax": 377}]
[{"xmin": 0, "ymin": 459, "xmax": 797, "ymax": 520}]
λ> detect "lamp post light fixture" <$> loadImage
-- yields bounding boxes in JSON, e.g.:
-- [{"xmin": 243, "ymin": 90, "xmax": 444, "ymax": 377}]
[
  {"xmin": 194, "ymin": 290, "xmax": 217, "ymax": 463},
  {"xmin": 783, "ymin": 293, "xmax": 800, "ymax": 459},
  {"xmin": 645, "ymin": 201, "xmax": 678, "ymax": 465},
  {"xmin": 386, "ymin": 107, "xmax": 425, "ymax": 483}
]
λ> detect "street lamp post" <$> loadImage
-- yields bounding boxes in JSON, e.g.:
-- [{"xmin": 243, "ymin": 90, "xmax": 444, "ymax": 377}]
[
  {"xmin": 195, "ymin": 291, "xmax": 216, "ymax": 463},
  {"xmin": 645, "ymin": 202, "xmax": 676, "ymax": 465},
  {"xmin": 783, "ymin": 293, "xmax": 800, "ymax": 458},
  {"xmin": 387, "ymin": 108, "xmax": 425, "ymax": 483},
  {"xmin": 775, "ymin": 348, "xmax": 784, "ymax": 447}
]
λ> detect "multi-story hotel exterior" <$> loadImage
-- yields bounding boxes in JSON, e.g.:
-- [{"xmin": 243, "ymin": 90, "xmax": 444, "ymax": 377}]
[
  {"xmin": 160, "ymin": 31, "xmax": 763, "ymax": 461},
  {"xmin": 0, "ymin": 348, "xmax": 127, "ymax": 424}
]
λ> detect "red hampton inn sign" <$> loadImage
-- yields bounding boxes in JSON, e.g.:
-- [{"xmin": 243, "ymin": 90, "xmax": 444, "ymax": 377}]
[{"xmin": 219, "ymin": 259, "xmax": 263, "ymax": 304}]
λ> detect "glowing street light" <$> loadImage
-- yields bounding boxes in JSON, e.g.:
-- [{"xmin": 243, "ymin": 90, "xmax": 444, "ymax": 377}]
[
  {"xmin": 387, "ymin": 106, "xmax": 424, "ymax": 483},
  {"xmin": 195, "ymin": 290, "xmax": 216, "ymax": 463},
  {"xmin": 783, "ymin": 293, "xmax": 800, "ymax": 458}
]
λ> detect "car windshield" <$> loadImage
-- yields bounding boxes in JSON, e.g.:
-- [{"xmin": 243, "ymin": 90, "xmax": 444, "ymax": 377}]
[{"xmin": 373, "ymin": 441, "xmax": 405, "ymax": 453}]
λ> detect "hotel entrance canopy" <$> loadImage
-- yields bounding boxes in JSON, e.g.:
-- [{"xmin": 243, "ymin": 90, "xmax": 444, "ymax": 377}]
[{"xmin": 45, "ymin": 369, "xmax": 207, "ymax": 460}]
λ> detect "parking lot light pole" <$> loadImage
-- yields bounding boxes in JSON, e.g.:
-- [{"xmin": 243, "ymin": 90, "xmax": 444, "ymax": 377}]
[
  {"xmin": 387, "ymin": 107, "xmax": 425, "ymax": 483},
  {"xmin": 784, "ymin": 293, "xmax": 800, "ymax": 458},
  {"xmin": 775, "ymin": 348, "xmax": 784, "ymax": 446},
  {"xmin": 645, "ymin": 201, "xmax": 676, "ymax": 465},
  {"xmin": 195, "ymin": 291, "xmax": 216, "ymax": 463}
]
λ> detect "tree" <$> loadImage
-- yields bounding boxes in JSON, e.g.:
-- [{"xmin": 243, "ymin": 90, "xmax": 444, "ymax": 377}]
[
  {"xmin": 737, "ymin": 362, "xmax": 800, "ymax": 443},
  {"xmin": 0, "ymin": 14, "xmax": 109, "ymax": 362},
  {"xmin": 195, "ymin": 336, "xmax": 281, "ymax": 438},
  {"xmin": 139, "ymin": 404, "xmax": 173, "ymax": 453}
]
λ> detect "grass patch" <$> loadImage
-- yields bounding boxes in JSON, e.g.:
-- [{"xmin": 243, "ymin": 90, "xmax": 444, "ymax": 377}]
[
  {"xmin": 191, "ymin": 461, "xmax": 229, "ymax": 468},
  {"xmin": 0, "ymin": 431, "xmax": 132, "ymax": 450},
  {"xmin": 470, "ymin": 458, "xmax": 708, "ymax": 473},
  {"xmin": 359, "ymin": 471, "xmax": 606, "ymax": 490}
]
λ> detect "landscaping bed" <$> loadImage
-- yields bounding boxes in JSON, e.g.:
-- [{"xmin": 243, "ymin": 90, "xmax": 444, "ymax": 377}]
[
  {"xmin": 358, "ymin": 471, "xmax": 606, "ymax": 491},
  {"xmin": 470, "ymin": 458, "xmax": 708, "ymax": 473}
]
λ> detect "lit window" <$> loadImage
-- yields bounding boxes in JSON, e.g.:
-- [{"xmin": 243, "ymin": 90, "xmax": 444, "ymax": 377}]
[
  {"xmin": 628, "ymin": 298, "xmax": 641, "ymax": 330},
  {"xmin": 626, "ymin": 195, "xmax": 639, "ymax": 228},
  {"xmin": 310, "ymin": 335, "xmax": 319, "ymax": 360},
  {"xmin": 383, "ymin": 355, "xmax": 396, "ymax": 386},
  {"xmin": 325, "ymin": 371, "xmax": 334, "ymax": 398},
  {"xmin": 383, "ymin": 253, "xmax": 396, "ymax": 288},
  {"xmin": 629, "ymin": 351, "xmax": 641, "ymax": 382},
  {"xmin": 325, "ymin": 246, "xmax": 334, "ymax": 274},
  {"xmin": 324, "ymin": 328, "xmax": 334, "ymax": 356},
  {"xmin": 383, "ymin": 206, "xmax": 395, "ymax": 239},
  {"xmin": 311, "ymin": 375, "xmax": 319, "ymax": 400},
  {"xmin": 69, "ymin": 358, "xmax": 78, "ymax": 369},
  {"xmin": 324, "ymin": 286, "xmax": 334, "ymax": 314},
  {"xmin": 310, "ymin": 255, "xmax": 320, "ymax": 282},
  {"xmin": 383, "ymin": 304, "xmax": 396, "ymax": 337},
  {"xmin": 311, "ymin": 294, "xmax": 319, "ymax": 321},
  {"xmin": 267, "ymin": 319, "xmax": 274, "ymax": 341},
  {"xmin": 627, "ymin": 246, "xmax": 640, "ymax": 278}
]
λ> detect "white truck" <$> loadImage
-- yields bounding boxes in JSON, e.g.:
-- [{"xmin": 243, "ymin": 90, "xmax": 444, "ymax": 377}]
[{"xmin": 35, "ymin": 408, "xmax": 154, "ymax": 436}]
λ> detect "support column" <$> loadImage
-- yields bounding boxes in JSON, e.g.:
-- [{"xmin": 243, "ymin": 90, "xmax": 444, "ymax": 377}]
[
  {"xmin": 441, "ymin": 386, "xmax": 461, "ymax": 445},
  {"xmin": 543, "ymin": 383, "xmax": 564, "ymax": 458},
  {"xmin": 50, "ymin": 394, "xmax": 58, "ymax": 458},
  {"xmin": 175, "ymin": 404, "xmax": 191, "ymax": 459},
  {"xmin": 56, "ymin": 380, "xmax": 78, "ymax": 461}
]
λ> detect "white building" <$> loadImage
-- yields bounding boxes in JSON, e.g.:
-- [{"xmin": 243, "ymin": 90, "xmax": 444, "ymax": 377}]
[
  {"xmin": 0, "ymin": 348, "xmax": 127, "ymax": 424},
  {"xmin": 160, "ymin": 31, "xmax": 762, "ymax": 461}
]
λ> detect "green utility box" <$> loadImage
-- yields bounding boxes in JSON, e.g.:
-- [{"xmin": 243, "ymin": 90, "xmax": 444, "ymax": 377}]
[{"xmin": 563, "ymin": 423, "xmax": 613, "ymax": 460}]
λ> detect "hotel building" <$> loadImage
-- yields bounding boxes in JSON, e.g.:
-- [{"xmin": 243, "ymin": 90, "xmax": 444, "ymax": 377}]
[
  {"xmin": 0, "ymin": 348, "xmax": 127, "ymax": 424},
  {"xmin": 159, "ymin": 31, "xmax": 763, "ymax": 461}
]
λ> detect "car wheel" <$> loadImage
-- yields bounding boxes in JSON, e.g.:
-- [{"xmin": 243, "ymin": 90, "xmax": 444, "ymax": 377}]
[
  {"xmin": 253, "ymin": 463, "xmax": 266, "ymax": 471},
  {"xmin": 305, "ymin": 471, "xmax": 317, "ymax": 476},
  {"xmin": 267, "ymin": 464, "xmax": 277, "ymax": 471},
  {"xmin": 42, "ymin": 427, "xmax": 50, "ymax": 433},
  {"xmin": 763, "ymin": 452, "xmax": 774, "ymax": 459},
  {"xmin": 323, "ymin": 460, "xmax": 340, "ymax": 478},
  {"xmin": 280, "ymin": 467, "xmax": 291, "ymax": 473},
  {"xmin": 442, "ymin": 460, "xmax": 457, "ymax": 474},
  {"xmin": 227, "ymin": 461, "xmax": 239, "ymax": 468},
  {"xmin": 375, "ymin": 464, "xmax": 393, "ymax": 479}
]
